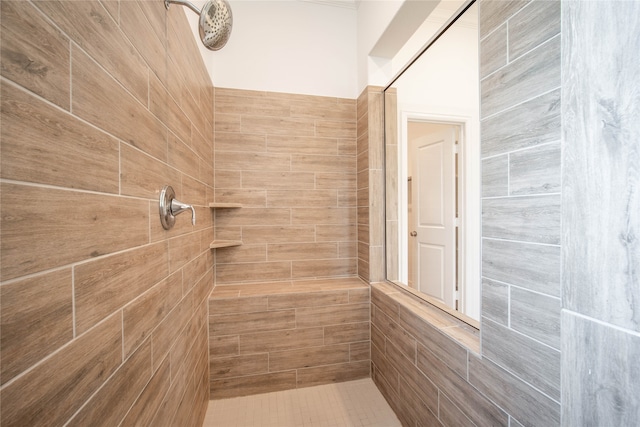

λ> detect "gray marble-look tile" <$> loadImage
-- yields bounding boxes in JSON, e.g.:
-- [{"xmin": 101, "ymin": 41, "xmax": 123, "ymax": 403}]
[
  {"xmin": 479, "ymin": 0, "xmax": 531, "ymax": 39},
  {"xmin": 562, "ymin": 311, "xmax": 640, "ymax": 426},
  {"xmin": 482, "ymin": 318, "xmax": 560, "ymax": 400},
  {"xmin": 508, "ymin": 0, "xmax": 561, "ymax": 62},
  {"xmin": 509, "ymin": 142, "xmax": 561, "ymax": 195},
  {"xmin": 482, "ymin": 89, "xmax": 560, "ymax": 158},
  {"xmin": 510, "ymin": 287, "xmax": 560, "ymax": 350},
  {"xmin": 469, "ymin": 354, "xmax": 560, "ymax": 427},
  {"xmin": 562, "ymin": 0, "xmax": 640, "ymax": 332},
  {"xmin": 482, "ymin": 155, "xmax": 508, "ymax": 197},
  {"xmin": 480, "ymin": 23, "xmax": 507, "ymax": 78},
  {"xmin": 481, "ymin": 35, "xmax": 560, "ymax": 119},
  {"xmin": 482, "ymin": 195, "xmax": 561, "ymax": 245},
  {"xmin": 482, "ymin": 238, "xmax": 560, "ymax": 297},
  {"xmin": 482, "ymin": 278, "xmax": 509, "ymax": 326}
]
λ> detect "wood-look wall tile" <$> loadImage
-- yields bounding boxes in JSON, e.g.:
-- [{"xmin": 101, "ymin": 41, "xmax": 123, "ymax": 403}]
[
  {"xmin": 480, "ymin": 23, "xmax": 507, "ymax": 78},
  {"xmin": 215, "ymin": 170, "xmax": 242, "ymax": 189},
  {"xmin": 183, "ymin": 251, "xmax": 211, "ymax": 293},
  {"xmin": 242, "ymin": 171, "xmax": 315, "ymax": 190},
  {"xmin": 324, "ymin": 322, "xmax": 370, "ymax": 345},
  {"xmin": 481, "ymin": 35, "xmax": 560, "ymax": 118},
  {"xmin": 209, "ymin": 295, "xmax": 269, "ymax": 314},
  {"xmin": 482, "ymin": 89, "xmax": 560, "ymax": 157},
  {"xmin": 216, "ymin": 189, "xmax": 266, "ymax": 207},
  {"xmin": 241, "ymin": 226, "xmax": 315, "ymax": 244},
  {"xmin": 214, "ymin": 245, "xmax": 267, "ymax": 264},
  {"xmin": 210, "ymin": 309, "xmax": 295, "ymax": 335},
  {"xmin": 482, "ymin": 238, "xmax": 560, "ymax": 297},
  {"xmin": 371, "ymin": 285, "xmax": 400, "ymax": 320},
  {"xmin": 0, "ymin": 313, "xmax": 122, "ymax": 427},
  {"xmin": 268, "ymin": 243, "xmax": 338, "ymax": 261},
  {"xmin": 315, "ymin": 120, "xmax": 356, "ymax": 139},
  {"xmin": 296, "ymin": 360, "xmax": 369, "ymax": 388},
  {"xmin": 269, "ymin": 344, "xmax": 350, "ymax": 371},
  {"xmin": 372, "ymin": 305, "xmax": 416, "ymax": 362},
  {"xmin": 1, "ymin": 183, "xmax": 149, "ymax": 281},
  {"xmin": 482, "ymin": 195, "xmax": 561, "ymax": 244},
  {"xmin": 396, "ymin": 377, "xmax": 439, "ymax": 427},
  {"xmin": 338, "ymin": 189, "xmax": 356, "ymax": 208},
  {"xmin": 211, "ymin": 371, "xmax": 297, "ymax": 399},
  {"xmin": 290, "ymin": 97, "xmax": 355, "ymax": 121},
  {"xmin": 267, "ymin": 190, "xmax": 337, "ymax": 208},
  {"xmin": 210, "ymin": 353, "xmax": 269, "ymax": 379},
  {"xmin": 296, "ymin": 303, "xmax": 368, "ymax": 328},
  {"xmin": 239, "ymin": 327, "xmax": 324, "ymax": 354},
  {"xmin": 510, "ymin": 287, "xmax": 560, "ymax": 350},
  {"xmin": 348, "ymin": 287, "xmax": 369, "ymax": 303},
  {"xmin": 72, "ymin": 47, "xmax": 166, "ymax": 161},
  {"xmin": 216, "ymin": 261, "xmax": 291, "ymax": 283},
  {"xmin": 508, "ymin": 0, "xmax": 560, "ymax": 61},
  {"xmin": 2, "ymin": 83, "xmax": 120, "ymax": 193},
  {"xmin": 149, "ymin": 74, "xmax": 191, "ymax": 145},
  {"xmin": 349, "ymin": 342, "xmax": 370, "ymax": 361},
  {"xmin": 291, "ymin": 154, "xmax": 355, "ymax": 174},
  {"xmin": 481, "ymin": 278, "xmax": 509, "ymax": 326},
  {"xmin": 168, "ymin": 234, "xmax": 201, "ymax": 274},
  {"xmin": 66, "ymin": 339, "xmax": 152, "ymax": 427},
  {"xmin": 123, "ymin": 271, "xmax": 182, "ymax": 357},
  {"xmin": 216, "ymin": 208, "xmax": 291, "ymax": 227},
  {"xmin": 482, "ymin": 155, "xmax": 508, "ymax": 197},
  {"xmin": 168, "ymin": 132, "xmax": 200, "ymax": 178},
  {"xmin": 468, "ymin": 354, "xmax": 560, "ymax": 427},
  {"xmin": 36, "ymin": 0, "xmax": 148, "ymax": 104},
  {"xmin": 1, "ymin": 1, "xmax": 70, "ymax": 110},
  {"xmin": 509, "ymin": 142, "xmax": 561, "ymax": 195},
  {"xmin": 439, "ymin": 392, "xmax": 475, "ymax": 427},
  {"xmin": 292, "ymin": 207, "xmax": 355, "ymax": 225},
  {"xmin": 215, "ymin": 93, "xmax": 290, "ymax": 117},
  {"xmin": 268, "ymin": 290, "xmax": 348, "ymax": 309},
  {"xmin": 292, "ymin": 258, "xmax": 357, "ymax": 279},
  {"xmin": 210, "ymin": 335, "xmax": 239, "ymax": 358},
  {"xmin": 416, "ymin": 343, "xmax": 508, "ymax": 427},
  {"xmin": 0, "ymin": 269, "xmax": 73, "ymax": 384},
  {"xmin": 121, "ymin": 142, "xmax": 181, "ymax": 198},
  {"xmin": 316, "ymin": 224, "xmax": 356, "ymax": 242},
  {"xmin": 241, "ymin": 116, "xmax": 315, "ymax": 136},
  {"xmin": 151, "ymin": 292, "xmax": 193, "ymax": 371},
  {"xmin": 74, "ymin": 242, "xmax": 168, "ymax": 334},
  {"xmin": 482, "ymin": 318, "xmax": 560, "ymax": 400},
  {"xmin": 479, "ymin": 0, "xmax": 530, "ymax": 38},
  {"xmin": 371, "ymin": 324, "xmax": 386, "ymax": 354},
  {"xmin": 215, "ymin": 151, "xmax": 291, "ymax": 172},
  {"xmin": 215, "ymin": 113, "xmax": 241, "ymax": 133},
  {"xmin": 267, "ymin": 135, "xmax": 338, "ymax": 155},
  {"xmin": 216, "ymin": 132, "xmax": 266, "ymax": 153},
  {"xmin": 120, "ymin": 355, "xmax": 171, "ymax": 427},
  {"xmin": 316, "ymin": 172, "xmax": 356, "ymax": 189}
]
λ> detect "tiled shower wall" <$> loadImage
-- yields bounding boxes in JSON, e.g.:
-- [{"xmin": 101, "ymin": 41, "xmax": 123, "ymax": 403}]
[
  {"xmin": 0, "ymin": 1, "xmax": 213, "ymax": 426},
  {"xmin": 212, "ymin": 88, "xmax": 357, "ymax": 283}
]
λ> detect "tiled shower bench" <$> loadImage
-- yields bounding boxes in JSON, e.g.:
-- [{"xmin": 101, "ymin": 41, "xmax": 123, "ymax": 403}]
[{"xmin": 208, "ymin": 277, "xmax": 371, "ymax": 399}]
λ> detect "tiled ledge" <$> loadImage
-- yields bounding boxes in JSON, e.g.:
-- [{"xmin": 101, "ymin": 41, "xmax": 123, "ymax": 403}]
[
  {"xmin": 208, "ymin": 277, "xmax": 371, "ymax": 399},
  {"xmin": 370, "ymin": 282, "xmax": 479, "ymax": 354}
]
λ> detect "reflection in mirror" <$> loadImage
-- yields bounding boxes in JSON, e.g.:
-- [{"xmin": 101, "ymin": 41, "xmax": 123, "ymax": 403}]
[{"xmin": 385, "ymin": 1, "xmax": 480, "ymax": 322}]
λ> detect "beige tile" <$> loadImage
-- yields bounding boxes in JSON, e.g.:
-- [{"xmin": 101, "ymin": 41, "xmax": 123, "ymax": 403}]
[
  {"xmin": 120, "ymin": 355, "xmax": 171, "ymax": 427},
  {"xmin": 168, "ymin": 132, "xmax": 200, "ymax": 178},
  {"xmin": 1, "ymin": 81, "xmax": 119, "ymax": 193},
  {"xmin": 215, "ymin": 189, "xmax": 266, "ymax": 207},
  {"xmin": 74, "ymin": 242, "xmax": 169, "ymax": 334},
  {"xmin": 239, "ymin": 327, "xmax": 324, "ymax": 354},
  {"xmin": 372, "ymin": 305, "xmax": 417, "ymax": 362},
  {"xmin": 292, "ymin": 258, "xmax": 358, "ymax": 279},
  {"xmin": 123, "ymin": 271, "xmax": 182, "ymax": 357},
  {"xmin": 151, "ymin": 292, "xmax": 194, "ymax": 371},
  {"xmin": 242, "ymin": 171, "xmax": 315, "ymax": 190},
  {"xmin": 291, "ymin": 154, "xmax": 356, "ymax": 174},
  {"xmin": 122, "ymin": 143, "xmax": 182, "ymax": 199},
  {"xmin": 316, "ymin": 224, "xmax": 356, "ymax": 242},
  {"xmin": 267, "ymin": 189, "xmax": 337, "ymax": 208},
  {"xmin": 215, "ymin": 170, "xmax": 242, "ymax": 189},
  {"xmin": 270, "ymin": 344, "xmax": 350, "ymax": 372},
  {"xmin": 209, "ymin": 335, "xmax": 239, "ymax": 358},
  {"xmin": 1, "ymin": 183, "xmax": 149, "ymax": 281},
  {"xmin": 316, "ymin": 172, "xmax": 357, "ymax": 189},
  {"xmin": 240, "ymin": 226, "xmax": 316, "ymax": 244},
  {"xmin": 315, "ymin": 120, "xmax": 357, "ymax": 139},
  {"xmin": 183, "ymin": 251, "xmax": 212, "ymax": 293},
  {"xmin": 72, "ymin": 47, "xmax": 166, "ymax": 161},
  {"xmin": 296, "ymin": 360, "xmax": 369, "ymax": 388},
  {"xmin": 268, "ymin": 242, "xmax": 338, "ymax": 261},
  {"xmin": 338, "ymin": 189, "xmax": 357, "ymax": 207},
  {"xmin": 296, "ymin": 303, "xmax": 369, "ymax": 328},
  {"xmin": 241, "ymin": 116, "xmax": 315, "ymax": 136},
  {"xmin": 216, "ymin": 132, "xmax": 267, "ymax": 152},
  {"xmin": 214, "ymin": 113, "xmax": 241, "ymax": 133},
  {"xmin": 168, "ymin": 233, "xmax": 201, "ymax": 273},
  {"xmin": 214, "ymin": 244, "xmax": 267, "ymax": 264},
  {"xmin": 350, "ymin": 342, "xmax": 371, "ymax": 361},
  {"xmin": 37, "ymin": 0, "xmax": 148, "ymax": 104},
  {"xmin": 0, "ymin": 269, "xmax": 73, "ymax": 384},
  {"xmin": 268, "ymin": 290, "xmax": 349, "ymax": 310},
  {"xmin": 209, "ymin": 295, "xmax": 269, "ymax": 314},
  {"xmin": 0, "ymin": 313, "xmax": 122, "ymax": 427},
  {"xmin": 267, "ymin": 135, "xmax": 338, "ymax": 155},
  {"xmin": 0, "ymin": 0, "xmax": 70, "ymax": 109},
  {"xmin": 338, "ymin": 138, "xmax": 357, "ymax": 156},
  {"xmin": 210, "ymin": 353, "xmax": 269, "ymax": 379},
  {"xmin": 292, "ymin": 207, "xmax": 355, "ymax": 225},
  {"xmin": 216, "ymin": 208, "xmax": 291, "ymax": 227},
  {"xmin": 216, "ymin": 261, "xmax": 292, "ymax": 283},
  {"xmin": 291, "ymin": 277, "xmax": 366, "ymax": 290},
  {"xmin": 215, "ymin": 151, "xmax": 291, "ymax": 172},
  {"xmin": 211, "ymin": 371, "xmax": 297, "ymax": 399},
  {"xmin": 349, "ymin": 287, "xmax": 370, "ymax": 303},
  {"xmin": 66, "ymin": 339, "xmax": 152, "ymax": 427},
  {"xmin": 210, "ymin": 309, "xmax": 295, "ymax": 336},
  {"xmin": 324, "ymin": 322, "xmax": 370, "ymax": 345},
  {"xmin": 215, "ymin": 92, "xmax": 291, "ymax": 116}
]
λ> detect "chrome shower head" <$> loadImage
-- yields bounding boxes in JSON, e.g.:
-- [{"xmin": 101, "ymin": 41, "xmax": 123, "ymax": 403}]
[{"xmin": 165, "ymin": 0, "xmax": 233, "ymax": 51}]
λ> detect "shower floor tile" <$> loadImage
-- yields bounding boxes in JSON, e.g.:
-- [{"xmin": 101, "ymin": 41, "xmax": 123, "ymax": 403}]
[{"xmin": 203, "ymin": 378, "xmax": 401, "ymax": 427}]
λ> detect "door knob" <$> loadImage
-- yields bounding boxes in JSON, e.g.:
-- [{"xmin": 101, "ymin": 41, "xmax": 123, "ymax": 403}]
[{"xmin": 410, "ymin": 231, "xmax": 417, "ymax": 237}]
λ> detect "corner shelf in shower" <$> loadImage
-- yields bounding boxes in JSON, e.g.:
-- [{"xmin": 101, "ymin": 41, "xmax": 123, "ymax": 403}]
[{"xmin": 209, "ymin": 202, "xmax": 243, "ymax": 249}]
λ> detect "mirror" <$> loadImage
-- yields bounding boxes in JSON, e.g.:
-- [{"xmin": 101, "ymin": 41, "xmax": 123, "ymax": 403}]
[{"xmin": 385, "ymin": 1, "xmax": 480, "ymax": 322}]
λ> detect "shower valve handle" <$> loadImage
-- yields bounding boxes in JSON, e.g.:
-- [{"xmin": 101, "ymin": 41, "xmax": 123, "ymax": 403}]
[{"xmin": 159, "ymin": 185, "xmax": 196, "ymax": 230}]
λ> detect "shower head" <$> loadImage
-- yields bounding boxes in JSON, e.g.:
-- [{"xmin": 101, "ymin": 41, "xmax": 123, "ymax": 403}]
[{"xmin": 165, "ymin": 0, "xmax": 233, "ymax": 51}]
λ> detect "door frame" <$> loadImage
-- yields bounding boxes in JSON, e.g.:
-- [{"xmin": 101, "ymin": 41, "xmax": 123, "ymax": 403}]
[{"xmin": 398, "ymin": 109, "xmax": 480, "ymax": 320}]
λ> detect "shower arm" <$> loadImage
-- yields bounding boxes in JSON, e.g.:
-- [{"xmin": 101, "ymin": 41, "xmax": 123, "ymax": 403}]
[{"xmin": 164, "ymin": 0, "xmax": 201, "ymax": 16}]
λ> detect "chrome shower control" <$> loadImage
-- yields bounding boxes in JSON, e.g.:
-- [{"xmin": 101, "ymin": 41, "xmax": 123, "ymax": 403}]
[{"xmin": 159, "ymin": 185, "xmax": 196, "ymax": 230}]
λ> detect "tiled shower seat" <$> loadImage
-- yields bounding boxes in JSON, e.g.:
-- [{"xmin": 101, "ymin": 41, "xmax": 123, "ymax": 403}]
[{"xmin": 208, "ymin": 277, "xmax": 371, "ymax": 399}]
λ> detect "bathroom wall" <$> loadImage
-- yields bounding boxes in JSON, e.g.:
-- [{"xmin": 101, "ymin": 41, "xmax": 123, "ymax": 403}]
[
  {"xmin": 212, "ymin": 88, "xmax": 358, "ymax": 284},
  {"xmin": 0, "ymin": 1, "xmax": 213, "ymax": 426}
]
